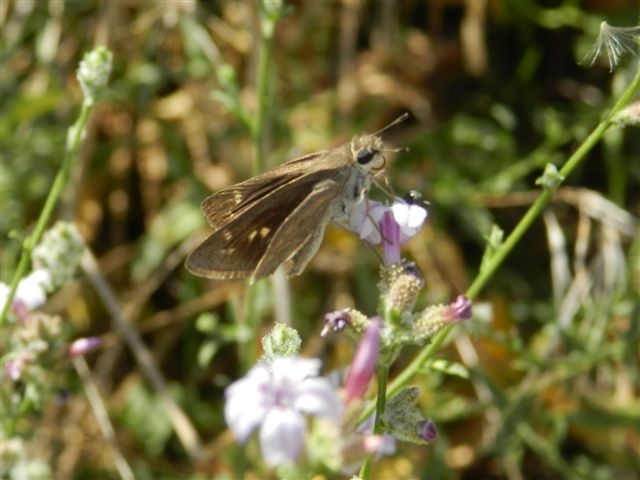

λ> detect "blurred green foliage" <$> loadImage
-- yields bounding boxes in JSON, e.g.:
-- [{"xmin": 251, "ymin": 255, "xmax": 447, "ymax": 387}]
[{"xmin": 1, "ymin": 0, "xmax": 638, "ymax": 479}]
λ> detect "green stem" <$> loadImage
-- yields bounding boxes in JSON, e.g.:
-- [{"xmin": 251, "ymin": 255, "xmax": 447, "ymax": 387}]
[
  {"xmin": 1, "ymin": 98, "xmax": 95, "ymax": 325},
  {"xmin": 252, "ymin": 5, "xmax": 277, "ymax": 175},
  {"xmin": 373, "ymin": 365, "xmax": 389, "ymax": 433},
  {"xmin": 384, "ymin": 66, "xmax": 640, "ymax": 411},
  {"xmin": 238, "ymin": 2, "xmax": 282, "ymax": 368},
  {"xmin": 468, "ymin": 67, "xmax": 640, "ymax": 300},
  {"xmin": 359, "ymin": 364, "xmax": 389, "ymax": 479}
]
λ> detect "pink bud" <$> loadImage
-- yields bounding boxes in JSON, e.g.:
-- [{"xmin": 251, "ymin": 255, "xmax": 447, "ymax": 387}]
[
  {"xmin": 67, "ymin": 337, "xmax": 102, "ymax": 357},
  {"xmin": 444, "ymin": 295, "xmax": 472, "ymax": 323},
  {"xmin": 418, "ymin": 419, "xmax": 438, "ymax": 442},
  {"xmin": 321, "ymin": 310, "xmax": 352, "ymax": 336},
  {"xmin": 344, "ymin": 318, "xmax": 382, "ymax": 403}
]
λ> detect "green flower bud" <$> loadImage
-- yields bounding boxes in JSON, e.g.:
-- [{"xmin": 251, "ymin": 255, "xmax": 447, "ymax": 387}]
[
  {"xmin": 382, "ymin": 387, "xmax": 437, "ymax": 445},
  {"xmin": 31, "ymin": 221, "xmax": 84, "ymax": 291},
  {"xmin": 261, "ymin": 322, "xmax": 301, "ymax": 361},
  {"xmin": 77, "ymin": 46, "xmax": 113, "ymax": 102}
]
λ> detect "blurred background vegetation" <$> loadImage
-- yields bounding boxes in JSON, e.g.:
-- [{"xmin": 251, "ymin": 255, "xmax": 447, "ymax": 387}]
[{"xmin": 1, "ymin": 0, "xmax": 639, "ymax": 479}]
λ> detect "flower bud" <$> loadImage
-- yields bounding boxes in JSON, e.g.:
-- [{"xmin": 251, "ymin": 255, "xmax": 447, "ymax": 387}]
[
  {"xmin": 380, "ymin": 260, "xmax": 424, "ymax": 318},
  {"xmin": 68, "ymin": 337, "xmax": 102, "ymax": 357},
  {"xmin": 413, "ymin": 295, "xmax": 472, "ymax": 343},
  {"xmin": 261, "ymin": 323, "xmax": 301, "ymax": 361},
  {"xmin": 77, "ymin": 46, "xmax": 113, "ymax": 101},
  {"xmin": 322, "ymin": 308, "xmax": 370, "ymax": 337},
  {"xmin": 612, "ymin": 101, "xmax": 640, "ymax": 127},
  {"xmin": 321, "ymin": 309, "xmax": 352, "ymax": 336},
  {"xmin": 344, "ymin": 318, "xmax": 382, "ymax": 403},
  {"xmin": 443, "ymin": 295, "xmax": 473, "ymax": 323},
  {"xmin": 32, "ymin": 221, "xmax": 84, "ymax": 291},
  {"xmin": 382, "ymin": 387, "xmax": 437, "ymax": 445},
  {"xmin": 417, "ymin": 419, "xmax": 438, "ymax": 443}
]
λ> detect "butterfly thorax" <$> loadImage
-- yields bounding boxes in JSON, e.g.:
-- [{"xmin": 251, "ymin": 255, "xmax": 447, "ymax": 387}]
[{"xmin": 330, "ymin": 134, "xmax": 386, "ymax": 224}]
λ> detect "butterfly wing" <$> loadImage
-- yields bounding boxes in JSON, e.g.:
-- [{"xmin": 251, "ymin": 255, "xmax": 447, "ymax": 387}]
[
  {"xmin": 252, "ymin": 178, "xmax": 341, "ymax": 279},
  {"xmin": 186, "ymin": 174, "xmax": 342, "ymax": 280},
  {"xmin": 200, "ymin": 149, "xmax": 335, "ymax": 229}
]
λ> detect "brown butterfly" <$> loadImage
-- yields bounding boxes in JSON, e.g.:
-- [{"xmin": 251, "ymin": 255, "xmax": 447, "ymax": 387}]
[{"xmin": 186, "ymin": 114, "xmax": 408, "ymax": 282}]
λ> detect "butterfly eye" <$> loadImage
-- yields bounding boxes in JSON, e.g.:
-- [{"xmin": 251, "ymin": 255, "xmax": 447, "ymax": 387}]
[{"xmin": 356, "ymin": 148, "xmax": 376, "ymax": 165}]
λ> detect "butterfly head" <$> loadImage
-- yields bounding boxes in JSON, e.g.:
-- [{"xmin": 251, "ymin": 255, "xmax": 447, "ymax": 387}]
[
  {"xmin": 350, "ymin": 134, "xmax": 386, "ymax": 171},
  {"xmin": 350, "ymin": 114, "xmax": 410, "ymax": 172}
]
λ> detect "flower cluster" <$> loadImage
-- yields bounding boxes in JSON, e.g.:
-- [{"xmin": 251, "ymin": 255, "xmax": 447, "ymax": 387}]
[
  {"xmin": 1, "ymin": 222, "xmax": 85, "ymax": 319},
  {"xmin": 224, "ymin": 323, "xmax": 398, "ymax": 471},
  {"xmin": 2, "ymin": 223, "xmax": 101, "ymax": 480},
  {"xmin": 1, "ymin": 222, "xmax": 99, "ymax": 391}
]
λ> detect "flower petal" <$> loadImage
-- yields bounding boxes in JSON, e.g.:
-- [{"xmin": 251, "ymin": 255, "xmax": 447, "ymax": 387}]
[
  {"xmin": 392, "ymin": 202, "xmax": 427, "ymax": 243},
  {"xmin": 379, "ymin": 211, "xmax": 401, "ymax": 264},
  {"xmin": 6, "ymin": 269, "xmax": 53, "ymax": 311},
  {"xmin": 224, "ymin": 366, "xmax": 271, "ymax": 442},
  {"xmin": 259, "ymin": 408, "xmax": 305, "ymax": 466},
  {"xmin": 272, "ymin": 356, "xmax": 321, "ymax": 383},
  {"xmin": 295, "ymin": 377, "xmax": 343, "ymax": 421},
  {"xmin": 349, "ymin": 200, "xmax": 387, "ymax": 244}
]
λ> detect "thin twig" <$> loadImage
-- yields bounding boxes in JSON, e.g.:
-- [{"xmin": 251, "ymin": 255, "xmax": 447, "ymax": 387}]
[
  {"xmin": 72, "ymin": 356, "xmax": 135, "ymax": 480},
  {"xmin": 81, "ymin": 248, "xmax": 203, "ymax": 460}
]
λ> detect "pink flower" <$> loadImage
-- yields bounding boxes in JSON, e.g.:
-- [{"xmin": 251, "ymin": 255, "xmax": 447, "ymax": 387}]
[
  {"xmin": 3, "ymin": 353, "xmax": 31, "ymax": 381},
  {"xmin": 4, "ymin": 359, "xmax": 23, "ymax": 381}
]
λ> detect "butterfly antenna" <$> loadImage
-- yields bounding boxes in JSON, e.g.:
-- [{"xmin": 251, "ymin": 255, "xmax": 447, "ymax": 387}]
[
  {"xmin": 382, "ymin": 146, "xmax": 409, "ymax": 154},
  {"xmin": 372, "ymin": 112, "xmax": 410, "ymax": 136}
]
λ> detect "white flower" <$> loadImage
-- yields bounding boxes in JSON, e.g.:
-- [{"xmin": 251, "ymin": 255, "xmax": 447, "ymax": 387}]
[
  {"xmin": 224, "ymin": 356, "xmax": 343, "ymax": 467},
  {"xmin": 347, "ymin": 195, "xmax": 428, "ymax": 264},
  {"xmin": 349, "ymin": 196, "xmax": 428, "ymax": 246},
  {"xmin": 0, "ymin": 269, "xmax": 52, "ymax": 313},
  {"xmin": 391, "ymin": 198, "xmax": 428, "ymax": 242}
]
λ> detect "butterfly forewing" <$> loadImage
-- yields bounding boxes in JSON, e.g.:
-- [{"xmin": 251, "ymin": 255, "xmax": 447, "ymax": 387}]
[
  {"xmin": 199, "ymin": 149, "xmax": 342, "ymax": 230},
  {"xmin": 200, "ymin": 173, "xmax": 300, "ymax": 229},
  {"xmin": 186, "ymin": 171, "xmax": 343, "ymax": 280}
]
